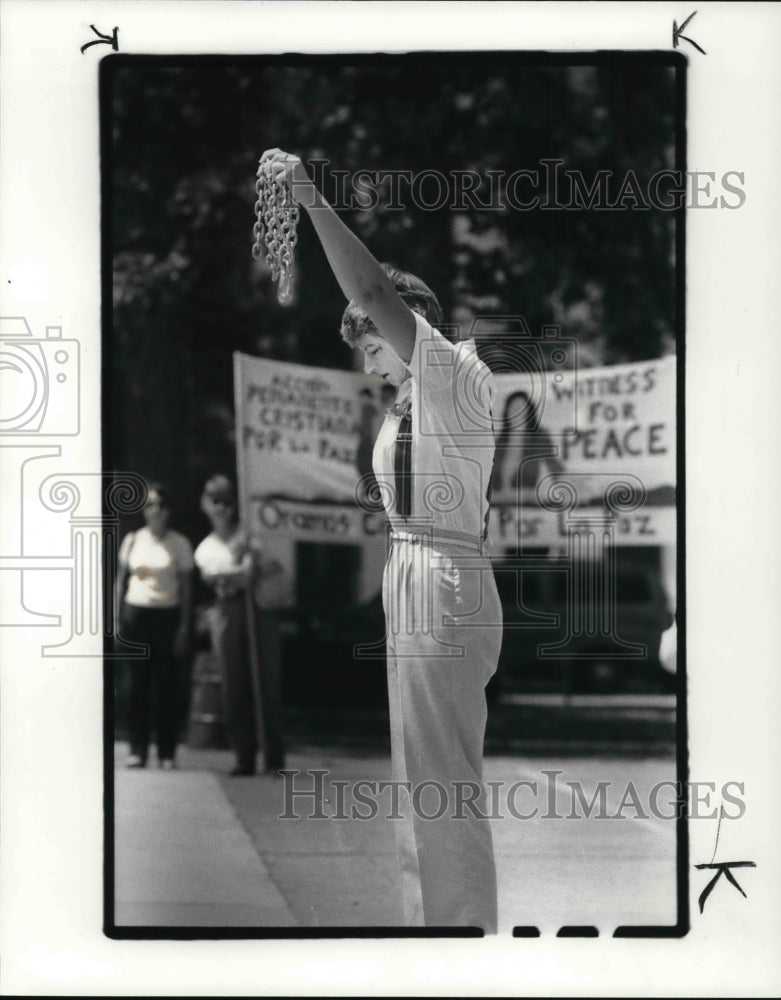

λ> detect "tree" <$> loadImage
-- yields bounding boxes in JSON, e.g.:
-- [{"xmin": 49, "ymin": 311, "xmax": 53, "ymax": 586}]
[{"xmin": 110, "ymin": 55, "xmax": 679, "ymax": 537}]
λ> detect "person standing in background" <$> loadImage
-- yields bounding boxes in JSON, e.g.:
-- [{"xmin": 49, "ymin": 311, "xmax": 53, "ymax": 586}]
[
  {"xmin": 194, "ymin": 475, "xmax": 285, "ymax": 776},
  {"xmin": 115, "ymin": 482, "xmax": 194, "ymax": 769}
]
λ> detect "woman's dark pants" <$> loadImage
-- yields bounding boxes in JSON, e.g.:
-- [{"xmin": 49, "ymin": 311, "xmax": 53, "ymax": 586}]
[{"xmin": 122, "ymin": 604, "xmax": 181, "ymax": 763}]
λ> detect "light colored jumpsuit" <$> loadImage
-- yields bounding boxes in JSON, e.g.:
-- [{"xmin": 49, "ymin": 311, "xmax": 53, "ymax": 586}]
[{"xmin": 373, "ymin": 313, "xmax": 503, "ymax": 931}]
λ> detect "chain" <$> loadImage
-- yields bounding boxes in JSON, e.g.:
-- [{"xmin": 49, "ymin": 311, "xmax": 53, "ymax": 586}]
[{"xmin": 251, "ymin": 158, "xmax": 300, "ymax": 306}]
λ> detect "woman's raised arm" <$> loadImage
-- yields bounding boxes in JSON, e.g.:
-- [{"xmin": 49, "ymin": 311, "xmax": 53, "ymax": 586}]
[{"xmin": 260, "ymin": 149, "xmax": 416, "ymax": 362}]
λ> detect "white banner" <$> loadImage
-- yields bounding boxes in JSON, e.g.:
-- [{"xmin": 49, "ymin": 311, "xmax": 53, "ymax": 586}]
[
  {"xmin": 234, "ymin": 351, "xmax": 380, "ymax": 503},
  {"xmin": 492, "ymin": 355, "xmax": 676, "ymax": 506},
  {"xmin": 235, "ymin": 351, "xmax": 677, "ymax": 548},
  {"xmin": 247, "ymin": 496, "xmax": 675, "ymax": 549}
]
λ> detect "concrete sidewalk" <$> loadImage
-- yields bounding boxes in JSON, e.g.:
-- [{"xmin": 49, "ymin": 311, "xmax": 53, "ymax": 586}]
[
  {"xmin": 114, "ymin": 765, "xmax": 297, "ymax": 927},
  {"xmin": 113, "ymin": 742, "xmax": 679, "ymax": 934}
]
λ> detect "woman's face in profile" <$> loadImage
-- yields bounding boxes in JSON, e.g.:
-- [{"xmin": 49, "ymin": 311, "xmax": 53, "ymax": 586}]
[
  {"xmin": 359, "ymin": 333, "xmax": 410, "ymax": 388},
  {"xmin": 505, "ymin": 393, "xmax": 532, "ymax": 429}
]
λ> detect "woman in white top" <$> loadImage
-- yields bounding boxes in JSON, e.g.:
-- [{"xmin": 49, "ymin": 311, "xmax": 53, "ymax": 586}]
[
  {"xmin": 194, "ymin": 475, "xmax": 284, "ymax": 776},
  {"xmin": 262, "ymin": 149, "xmax": 503, "ymax": 931},
  {"xmin": 115, "ymin": 482, "xmax": 194, "ymax": 769}
]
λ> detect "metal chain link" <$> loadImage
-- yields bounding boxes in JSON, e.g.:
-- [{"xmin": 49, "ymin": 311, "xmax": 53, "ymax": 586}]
[{"xmin": 251, "ymin": 158, "xmax": 300, "ymax": 306}]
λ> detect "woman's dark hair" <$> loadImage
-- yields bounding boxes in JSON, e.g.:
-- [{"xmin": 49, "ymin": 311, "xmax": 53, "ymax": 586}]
[
  {"xmin": 201, "ymin": 474, "xmax": 235, "ymax": 502},
  {"xmin": 495, "ymin": 391, "xmax": 542, "ymax": 446},
  {"xmin": 340, "ymin": 263, "xmax": 444, "ymax": 347},
  {"xmin": 145, "ymin": 481, "xmax": 173, "ymax": 508}
]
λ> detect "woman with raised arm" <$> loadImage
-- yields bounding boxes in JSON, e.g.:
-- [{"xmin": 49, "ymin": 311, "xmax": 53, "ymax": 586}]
[{"xmin": 261, "ymin": 149, "xmax": 503, "ymax": 932}]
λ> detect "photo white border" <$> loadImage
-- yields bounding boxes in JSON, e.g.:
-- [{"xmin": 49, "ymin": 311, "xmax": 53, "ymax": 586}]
[{"xmin": 1, "ymin": 1, "xmax": 780, "ymax": 995}]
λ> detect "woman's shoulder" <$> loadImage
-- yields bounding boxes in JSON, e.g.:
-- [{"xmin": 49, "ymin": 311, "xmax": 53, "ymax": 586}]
[
  {"xmin": 453, "ymin": 338, "xmax": 495, "ymax": 398},
  {"xmin": 454, "ymin": 335, "xmax": 492, "ymax": 368},
  {"xmin": 121, "ymin": 525, "xmax": 147, "ymax": 547},
  {"xmin": 418, "ymin": 316, "xmax": 491, "ymax": 372},
  {"xmin": 118, "ymin": 527, "xmax": 140, "ymax": 561},
  {"xmin": 193, "ymin": 531, "xmax": 217, "ymax": 558},
  {"xmin": 410, "ymin": 315, "xmax": 482, "ymax": 387}
]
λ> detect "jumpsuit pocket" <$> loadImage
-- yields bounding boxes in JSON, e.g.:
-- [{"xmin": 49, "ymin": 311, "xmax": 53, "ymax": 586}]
[
  {"xmin": 381, "ymin": 540, "xmax": 395, "ymax": 615},
  {"xmin": 436, "ymin": 559, "xmax": 464, "ymax": 626}
]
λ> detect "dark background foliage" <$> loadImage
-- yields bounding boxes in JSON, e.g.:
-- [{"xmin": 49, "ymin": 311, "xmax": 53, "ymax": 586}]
[{"xmin": 108, "ymin": 55, "xmax": 679, "ymax": 539}]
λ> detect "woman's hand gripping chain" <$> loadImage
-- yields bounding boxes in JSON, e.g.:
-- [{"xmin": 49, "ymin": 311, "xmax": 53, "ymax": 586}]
[{"xmin": 252, "ymin": 149, "xmax": 310, "ymax": 304}]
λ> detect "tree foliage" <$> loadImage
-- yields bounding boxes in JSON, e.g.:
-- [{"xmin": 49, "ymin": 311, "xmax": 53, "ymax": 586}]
[{"xmin": 110, "ymin": 56, "xmax": 678, "ymax": 534}]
